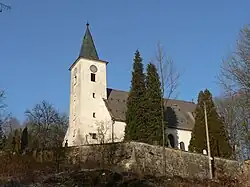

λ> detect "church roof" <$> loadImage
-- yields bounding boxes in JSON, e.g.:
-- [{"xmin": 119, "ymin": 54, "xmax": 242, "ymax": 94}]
[
  {"xmin": 79, "ymin": 23, "xmax": 99, "ymax": 60},
  {"xmin": 104, "ymin": 88, "xmax": 197, "ymax": 131}
]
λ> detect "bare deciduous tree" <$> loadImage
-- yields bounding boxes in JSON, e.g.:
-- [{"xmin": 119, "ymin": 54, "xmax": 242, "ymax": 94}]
[
  {"xmin": 218, "ymin": 25, "xmax": 250, "ymax": 106},
  {"xmin": 0, "ymin": 90, "xmax": 5, "ymax": 148},
  {"xmin": 97, "ymin": 121, "xmax": 110, "ymax": 144},
  {"xmin": 0, "ymin": 91, "xmax": 10, "ymax": 133},
  {"xmin": 152, "ymin": 42, "xmax": 181, "ymax": 174},
  {"xmin": 25, "ymin": 100, "xmax": 68, "ymax": 149},
  {"xmin": 0, "ymin": 91, "xmax": 5, "ymax": 129},
  {"xmin": 154, "ymin": 42, "xmax": 181, "ymax": 101},
  {"xmin": 86, "ymin": 120, "xmax": 122, "ymax": 168},
  {"xmin": 0, "ymin": 90, "xmax": 11, "ymax": 150},
  {"xmin": 91, "ymin": 120, "xmax": 114, "ymax": 144},
  {"xmin": 0, "ymin": 91, "xmax": 5, "ymax": 110},
  {"xmin": 218, "ymin": 24, "xmax": 250, "ymax": 159},
  {"xmin": 0, "ymin": 91, "xmax": 9, "ymax": 124},
  {"xmin": 214, "ymin": 95, "xmax": 248, "ymax": 160},
  {"xmin": 3, "ymin": 117, "xmax": 21, "ymax": 135},
  {"xmin": 0, "ymin": 2, "xmax": 11, "ymax": 12}
]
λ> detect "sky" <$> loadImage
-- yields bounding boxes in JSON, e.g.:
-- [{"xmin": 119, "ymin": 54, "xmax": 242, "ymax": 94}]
[{"xmin": 0, "ymin": 1, "xmax": 249, "ymax": 123}]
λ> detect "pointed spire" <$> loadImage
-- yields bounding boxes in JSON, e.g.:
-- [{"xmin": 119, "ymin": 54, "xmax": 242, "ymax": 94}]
[{"xmin": 79, "ymin": 22, "xmax": 99, "ymax": 60}]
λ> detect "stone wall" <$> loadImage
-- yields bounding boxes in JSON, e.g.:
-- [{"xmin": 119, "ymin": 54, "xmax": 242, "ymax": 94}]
[{"xmin": 64, "ymin": 141, "xmax": 245, "ymax": 181}]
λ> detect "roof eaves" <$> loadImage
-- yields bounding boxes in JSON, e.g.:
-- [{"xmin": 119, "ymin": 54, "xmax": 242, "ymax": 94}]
[{"xmin": 103, "ymin": 99, "xmax": 115, "ymax": 120}]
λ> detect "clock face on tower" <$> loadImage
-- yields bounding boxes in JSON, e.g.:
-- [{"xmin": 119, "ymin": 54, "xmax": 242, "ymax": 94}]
[{"xmin": 90, "ymin": 65, "xmax": 98, "ymax": 73}]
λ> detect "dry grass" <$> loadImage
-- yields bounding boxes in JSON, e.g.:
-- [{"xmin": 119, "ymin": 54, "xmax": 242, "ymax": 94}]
[
  {"xmin": 0, "ymin": 151, "xmax": 55, "ymax": 185},
  {"xmin": 0, "ymin": 149, "xmax": 245, "ymax": 186}
]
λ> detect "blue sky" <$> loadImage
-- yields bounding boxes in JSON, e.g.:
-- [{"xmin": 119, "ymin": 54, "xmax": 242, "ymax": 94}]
[{"xmin": 0, "ymin": 1, "xmax": 249, "ymax": 122}]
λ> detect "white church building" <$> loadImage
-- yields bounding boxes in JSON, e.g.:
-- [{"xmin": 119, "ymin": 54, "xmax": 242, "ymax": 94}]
[{"xmin": 63, "ymin": 23, "xmax": 197, "ymax": 151}]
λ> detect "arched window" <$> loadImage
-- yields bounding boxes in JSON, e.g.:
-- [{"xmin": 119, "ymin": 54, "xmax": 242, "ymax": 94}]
[
  {"xmin": 180, "ymin": 142, "xmax": 185, "ymax": 151},
  {"xmin": 168, "ymin": 134, "xmax": 175, "ymax": 148}
]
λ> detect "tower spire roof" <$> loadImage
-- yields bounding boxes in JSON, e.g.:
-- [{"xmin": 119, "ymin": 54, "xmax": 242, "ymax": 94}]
[{"xmin": 79, "ymin": 22, "xmax": 99, "ymax": 60}]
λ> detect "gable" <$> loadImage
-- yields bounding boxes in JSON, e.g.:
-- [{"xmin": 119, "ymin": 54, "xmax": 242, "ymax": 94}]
[{"xmin": 104, "ymin": 88, "xmax": 196, "ymax": 131}]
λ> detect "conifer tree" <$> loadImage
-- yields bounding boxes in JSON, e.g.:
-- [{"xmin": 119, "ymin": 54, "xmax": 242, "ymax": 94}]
[
  {"xmin": 189, "ymin": 91, "xmax": 206, "ymax": 153},
  {"xmin": 145, "ymin": 63, "xmax": 163, "ymax": 144},
  {"xmin": 21, "ymin": 127, "xmax": 28, "ymax": 152},
  {"xmin": 124, "ymin": 50, "xmax": 146, "ymax": 141},
  {"xmin": 189, "ymin": 89, "xmax": 232, "ymax": 158},
  {"xmin": 13, "ymin": 128, "xmax": 21, "ymax": 153}
]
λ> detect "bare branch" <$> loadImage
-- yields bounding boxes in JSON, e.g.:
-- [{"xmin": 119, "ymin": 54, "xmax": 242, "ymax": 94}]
[
  {"xmin": 154, "ymin": 42, "xmax": 181, "ymax": 103},
  {"xmin": 0, "ymin": 90, "xmax": 10, "ymax": 130},
  {"xmin": 152, "ymin": 41, "xmax": 182, "ymax": 175},
  {"xmin": 214, "ymin": 95, "xmax": 248, "ymax": 160},
  {"xmin": 95, "ymin": 120, "xmax": 114, "ymax": 144},
  {"xmin": 0, "ymin": 90, "xmax": 6, "ymax": 111},
  {"xmin": 217, "ymin": 25, "xmax": 250, "ymax": 159},
  {"xmin": 25, "ymin": 100, "xmax": 68, "ymax": 149},
  {"xmin": 218, "ymin": 24, "xmax": 250, "ymax": 106},
  {"xmin": 2, "ymin": 117, "xmax": 21, "ymax": 135},
  {"xmin": 0, "ymin": 3, "xmax": 11, "ymax": 12}
]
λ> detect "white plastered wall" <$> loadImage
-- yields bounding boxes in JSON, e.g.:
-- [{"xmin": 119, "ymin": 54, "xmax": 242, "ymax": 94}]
[
  {"xmin": 113, "ymin": 121, "xmax": 126, "ymax": 142},
  {"xmin": 64, "ymin": 57, "xmax": 127, "ymax": 146},
  {"xmin": 64, "ymin": 58, "xmax": 109, "ymax": 146},
  {"xmin": 167, "ymin": 128, "xmax": 192, "ymax": 151}
]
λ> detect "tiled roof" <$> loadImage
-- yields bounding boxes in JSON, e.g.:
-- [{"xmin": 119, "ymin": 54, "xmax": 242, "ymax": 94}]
[
  {"xmin": 79, "ymin": 23, "xmax": 99, "ymax": 60},
  {"xmin": 104, "ymin": 88, "xmax": 196, "ymax": 131}
]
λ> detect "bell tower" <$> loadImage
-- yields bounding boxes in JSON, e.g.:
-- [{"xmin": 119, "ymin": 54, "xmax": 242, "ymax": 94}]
[{"xmin": 64, "ymin": 23, "xmax": 108, "ymax": 146}]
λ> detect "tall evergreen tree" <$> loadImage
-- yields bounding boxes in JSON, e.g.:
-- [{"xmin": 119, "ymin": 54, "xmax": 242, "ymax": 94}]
[
  {"xmin": 189, "ymin": 89, "xmax": 232, "ymax": 158},
  {"xmin": 124, "ymin": 50, "xmax": 146, "ymax": 141},
  {"xmin": 145, "ymin": 63, "xmax": 163, "ymax": 144},
  {"xmin": 189, "ymin": 91, "xmax": 206, "ymax": 153},
  {"xmin": 12, "ymin": 128, "xmax": 21, "ymax": 153},
  {"xmin": 21, "ymin": 127, "xmax": 28, "ymax": 152}
]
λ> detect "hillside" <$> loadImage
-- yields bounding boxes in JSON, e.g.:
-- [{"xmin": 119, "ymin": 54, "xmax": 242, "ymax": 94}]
[{"xmin": 2, "ymin": 169, "xmax": 240, "ymax": 187}]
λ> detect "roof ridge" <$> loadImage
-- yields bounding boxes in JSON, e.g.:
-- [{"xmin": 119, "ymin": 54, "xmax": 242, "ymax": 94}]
[
  {"xmin": 166, "ymin": 99, "xmax": 196, "ymax": 104},
  {"xmin": 107, "ymin": 87, "xmax": 196, "ymax": 104},
  {"xmin": 107, "ymin": 87, "xmax": 129, "ymax": 93}
]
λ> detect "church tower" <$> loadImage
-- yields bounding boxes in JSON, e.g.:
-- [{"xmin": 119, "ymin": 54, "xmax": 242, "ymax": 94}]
[{"xmin": 64, "ymin": 23, "xmax": 109, "ymax": 146}]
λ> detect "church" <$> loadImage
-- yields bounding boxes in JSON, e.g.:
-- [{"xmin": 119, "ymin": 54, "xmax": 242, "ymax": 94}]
[{"xmin": 63, "ymin": 23, "xmax": 197, "ymax": 151}]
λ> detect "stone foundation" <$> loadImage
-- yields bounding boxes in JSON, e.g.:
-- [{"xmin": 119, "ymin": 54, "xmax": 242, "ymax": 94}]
[{"xmin": 64, "ymin": 141, "xmax": 246, "ymax": 181}]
